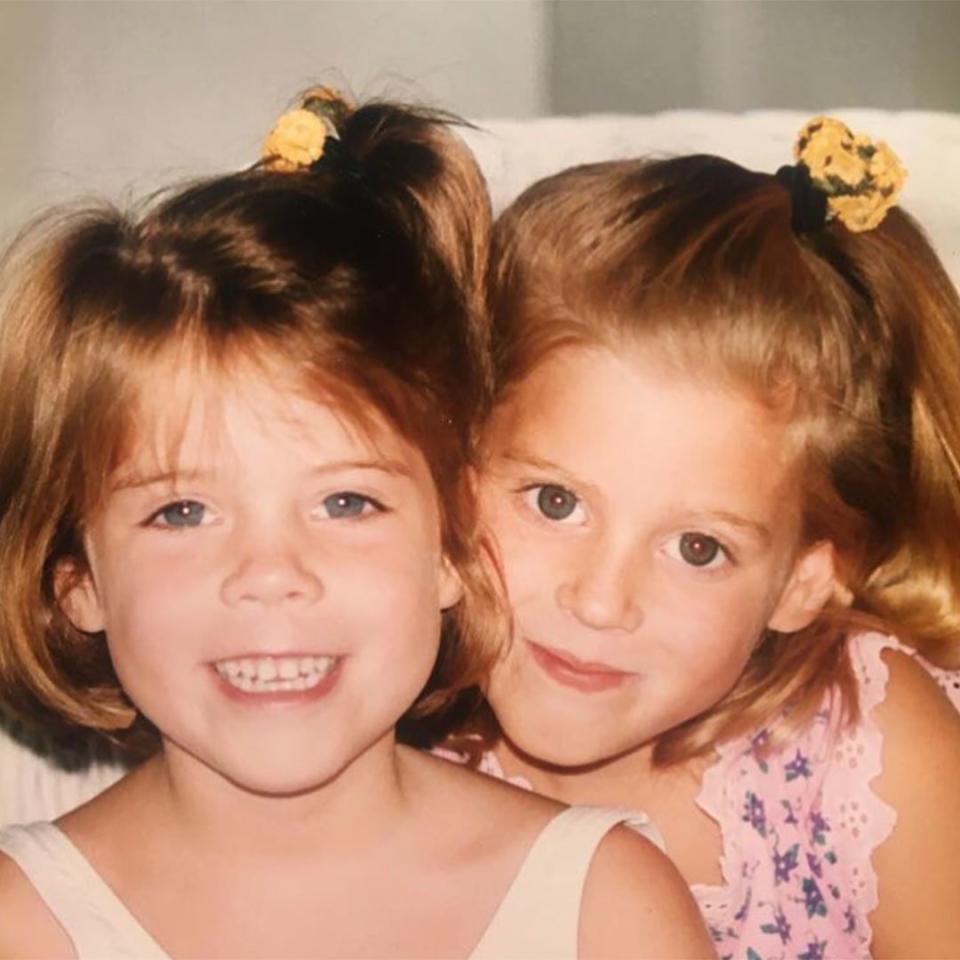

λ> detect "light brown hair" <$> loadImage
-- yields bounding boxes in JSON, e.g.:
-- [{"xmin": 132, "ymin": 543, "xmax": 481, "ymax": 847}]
[
  {"xmin": 0, "ymin": 98, "xmax": 500, "ymax": 742},
  {"xmin": 485, "ymin": 154, "xmax": 960, "ymax": 764}
]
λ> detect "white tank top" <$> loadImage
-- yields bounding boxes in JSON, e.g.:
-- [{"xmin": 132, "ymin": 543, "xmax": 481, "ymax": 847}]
[{"xmin": 0, "ymin": 805, "xmax": 661, "ymax": 959}]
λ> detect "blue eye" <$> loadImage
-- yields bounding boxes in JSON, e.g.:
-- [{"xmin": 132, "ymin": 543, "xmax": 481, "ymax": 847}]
[
  {"xmin": 150, "ymin": 500, "xmax": 207, "ymax": 528},
  {"xmin": 321, "ymin": 492, "xmax": 378, "ymax": 519},
  {"xmin": 531, "ymin": 484, "xmax": 582, "ymax": 523}
]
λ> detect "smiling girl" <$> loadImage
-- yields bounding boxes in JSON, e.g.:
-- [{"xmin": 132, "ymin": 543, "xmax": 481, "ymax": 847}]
[{"xmin": 0, "ymin": 91, "xmax": 710, "ymax": 959}]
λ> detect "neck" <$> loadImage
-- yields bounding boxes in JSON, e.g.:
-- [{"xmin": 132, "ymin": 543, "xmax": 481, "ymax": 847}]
[
  {"xmin": 493, "ymin": 734, "xmax": 707, "ymax": 809},
  {"xmin": 130, "ymin": 732, "xmax": 415, "ymax": 863}
]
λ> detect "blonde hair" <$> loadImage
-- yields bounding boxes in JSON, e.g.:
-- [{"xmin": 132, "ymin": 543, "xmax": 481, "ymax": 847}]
[
  {"xmin": 486, "ymin": 155, "xmax": 960, "ymax": 764},
  {"xmin": 0, "ymin": 99, "xmax": 501, "ymax": 741}
]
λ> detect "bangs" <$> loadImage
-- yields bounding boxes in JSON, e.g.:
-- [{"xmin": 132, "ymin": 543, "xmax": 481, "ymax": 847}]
[{"xmin": 74, "ymin": 328, "xmax": 413, "ymax": 520}]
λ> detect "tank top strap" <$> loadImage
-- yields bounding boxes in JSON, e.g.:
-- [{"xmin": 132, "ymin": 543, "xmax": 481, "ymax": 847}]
[
  {"xmin": 470, "ymin": 804, "xmax": 660, "ymax": 960},
  {"xmin": 0, "ymin": 822, "xmax": 168, "ymax": 959}
]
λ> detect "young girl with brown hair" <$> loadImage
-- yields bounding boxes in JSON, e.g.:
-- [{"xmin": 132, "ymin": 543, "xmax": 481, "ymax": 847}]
[
  {"xmin": 463, "ymin": 118, "xmax": 960, "ymax": 958},
  {"xmin": 0, "ymin": 90, "xmax": 711, "ymax": 959}
]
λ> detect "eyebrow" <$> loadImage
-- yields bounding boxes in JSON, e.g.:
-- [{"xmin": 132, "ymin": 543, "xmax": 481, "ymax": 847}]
[
  {"xmin": 112, "ymin": 459, "xmax": 414, "ymax": 492},
  {"xmin": 495, "ymin": 449, "xmax": 600, "ymax": 496},
  {"xmin": 682, "ymin": 510, "xmax": 772, "ymax": 546}
]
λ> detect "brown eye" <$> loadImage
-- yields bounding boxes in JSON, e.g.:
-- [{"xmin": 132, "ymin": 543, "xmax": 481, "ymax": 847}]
[
  {"xmin": 678, "ymin": 532, "xmax": 721, "ymax": 567},
  {"xmin": 535, "ymin": 485, "xmax": 579, "ymax": 522}
]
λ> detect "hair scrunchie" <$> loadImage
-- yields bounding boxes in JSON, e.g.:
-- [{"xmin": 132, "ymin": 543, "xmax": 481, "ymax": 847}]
[{"xmin": 777, "ymin": 116, "xmax": 907, "ymax": 235}]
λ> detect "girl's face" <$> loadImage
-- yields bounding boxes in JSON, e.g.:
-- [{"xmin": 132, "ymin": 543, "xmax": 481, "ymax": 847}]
[
  {"xmin": 64, "ymin": 366, "xmax": 461, "ymax": 796},
  {"xmin": 480, "ymin": 344, "xmax": 835, "ymax": 768}
]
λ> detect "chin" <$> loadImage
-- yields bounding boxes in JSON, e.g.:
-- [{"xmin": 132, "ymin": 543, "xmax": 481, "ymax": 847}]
[
  {"xmin": 182, "ymin": 736, "xmax": 352, "ymax": 798},
  {"xmin": 219, "ymin": 758, "xmax": 350, "ymax": 798},
  {"xmin": 498, "ymin": 713, "xmax": 625, "ymax": 770}
]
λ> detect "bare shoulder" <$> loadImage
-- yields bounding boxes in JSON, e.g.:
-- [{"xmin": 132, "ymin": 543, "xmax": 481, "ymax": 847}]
[
  {"xmin": 869, "ymin": 648, "xmax": 960, "ymax": 958},
  {"xmin": 408, "ymin": 745, "xmax": 561, "ymax": 817},
  {"xmin": 579, "ymin": 825, "xmax": 715, "ymax": 959},
  {"xmin": 0, "ymin": 849, "xmax": 75, "ymax": 958},
  {"xmin": 871, "ymin": 647, "xmax": 960, "ymax": 806},
  {"xmin": 874, "ymin": 647, "xmax": 960, "ymax": 739},
  {"xmin": 409, "ymin": 746, "xmax": 563, "ymax": 841}
]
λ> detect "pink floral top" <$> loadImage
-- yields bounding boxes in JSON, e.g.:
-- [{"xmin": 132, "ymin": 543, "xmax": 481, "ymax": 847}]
[{"xmin": 458, "ymin": 633, "xmax": 960, "ymax": 960}]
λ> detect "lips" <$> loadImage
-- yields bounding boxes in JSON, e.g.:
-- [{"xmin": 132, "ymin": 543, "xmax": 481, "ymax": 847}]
[{"xmin": 525, "ymin": 639, "xmax": 633, "ymax": 693}]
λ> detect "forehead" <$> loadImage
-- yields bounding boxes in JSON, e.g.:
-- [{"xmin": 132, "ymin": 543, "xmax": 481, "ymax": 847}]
[
  {"xmin": 116, "ymin": 358, "xmax": 412, "ymax": 477},
  {"xmin": 488, "ymin": 344, "xmax": 801, "ymax": 507}
]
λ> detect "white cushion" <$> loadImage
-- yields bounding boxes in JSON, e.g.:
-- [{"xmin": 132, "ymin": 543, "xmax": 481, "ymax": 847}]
[{"xmin": 466, "ymin": 110, "xmax": 960, "ymax": 285}]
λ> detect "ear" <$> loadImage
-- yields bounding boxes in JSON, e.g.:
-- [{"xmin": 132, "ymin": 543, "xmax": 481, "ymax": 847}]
[
  {"xmin": 767, "ymin": 540, "xmax": 837, "ymax": 633},
  {"xmin": 54, "ymin": 559, "xmax": 105, "ymax": 634},
  {"xmin": 438, "ymin": 554, "xmax": 464, "ymax": 611}
]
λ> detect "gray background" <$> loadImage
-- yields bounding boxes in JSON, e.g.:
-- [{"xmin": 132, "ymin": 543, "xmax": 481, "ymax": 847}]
[
  {"xmin": 2, "ymin": 1, "xmax": 958, "ymax": 239},
  {"xmin": 551, "ymin": 1, "xmax": 960, "ymax": 113}
]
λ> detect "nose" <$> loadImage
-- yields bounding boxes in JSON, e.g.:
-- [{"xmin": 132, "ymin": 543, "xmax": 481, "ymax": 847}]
[
  {"xmin": 220, "ymin": 528, "xmax": 324, "ymax": 608},
  {"xmin": 555, "ymin": 536, "xmax": 644, "ymax": 633}
]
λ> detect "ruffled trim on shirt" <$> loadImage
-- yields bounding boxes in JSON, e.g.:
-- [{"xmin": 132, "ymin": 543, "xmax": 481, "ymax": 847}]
[
  {"xmin": 432, "ymin": 741, "xmax": 536, "ymax": 791},
  {"xmin": 692, "ymin": 631, "xmax": 902, "ymax": 947},
  {"xmin": 819, "ymin": 631, "xmax": 900, "ymax": 950},
  {"xmin": 691, "ymin": 725, "xmax": 744, "ymax": 926}
]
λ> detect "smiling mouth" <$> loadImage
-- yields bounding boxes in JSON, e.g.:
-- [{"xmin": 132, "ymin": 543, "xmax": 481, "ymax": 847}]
[
  {"xmin": 525, "ymin": 640, "xmax": 633, "ymax": 693},
  {"xmin": 214, "ymin": 654, "xmax": 338, "ymax": 693}
]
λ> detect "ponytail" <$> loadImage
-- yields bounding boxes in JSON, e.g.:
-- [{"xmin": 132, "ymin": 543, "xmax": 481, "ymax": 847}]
[{"xmin": 858, "ymin": 211, "xmax": 960, "ymax": 668}]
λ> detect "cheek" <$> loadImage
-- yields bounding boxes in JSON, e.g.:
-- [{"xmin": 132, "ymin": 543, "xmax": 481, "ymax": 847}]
[
  {"xmin": 667, "ymin": 577, "xmax": 777, "ymax": 671},
  {"xmin": 364, "ymin": 550, "xmax": 446, "ymax": 626},
  {"xmin": 480, "ymin": 493, "xmax": 546, "ymax": 602},
  {"xmin": 100, "ymin": 546, "xmax": 209, "ymax": 634},
  {"xmin": 636, "ymin": 556, "xmax": 766, "ymax": 648},
  {"xmin": 335, "ymin": 529, "xmax": 448, "ymax": 661},
  {"xmin": 98, "ymin": 571, "xmax": 204, "ymax": 683}
]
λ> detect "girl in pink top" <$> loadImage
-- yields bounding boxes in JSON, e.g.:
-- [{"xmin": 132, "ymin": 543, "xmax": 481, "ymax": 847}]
[{"xmin": 450, "ymin": 118, "xmax": 960, "ymax": 958}]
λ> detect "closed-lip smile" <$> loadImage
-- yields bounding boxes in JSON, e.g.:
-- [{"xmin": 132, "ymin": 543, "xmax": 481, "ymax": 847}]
[{"xmin": 525, "ymin": 639, "xmax": 632, "ymax": 693}]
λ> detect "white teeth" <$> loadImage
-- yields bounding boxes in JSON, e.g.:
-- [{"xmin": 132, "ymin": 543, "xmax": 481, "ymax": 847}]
[
  {"xmin": 215, "ymin": 655, "xmax": 336, "ymax": 693},
  {"xmin": 257, "ymin": 659, "xmax": 278, "ymax": 682}
]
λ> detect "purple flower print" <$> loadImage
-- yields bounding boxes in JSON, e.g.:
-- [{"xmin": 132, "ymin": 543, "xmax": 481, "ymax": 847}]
[
  {"xmin": 773, "ymin": 844, "xmax": 800, "ymax": 884},
  {"xmin": 780, "ymin": 798, "xmax": 799, "ymax": 826},
  {"xmin": 806, "ymin": 851, "xmax": 822, "ymax": 878},
  {"xmin": 844, "ymin": 904, "xmax": 858, "ymax": 934},
  {"xmin": 802, "ymin": 876, "xmax": 827, "ymax": 918},
  {"xmin": 808, "ymin": 808, "xmax": 830, "ymax": 845},
  {"xmin": 743, "ymin": 791, "xmax": 768, "ymax": 836},
  {"xmin": 785, "ymin": 749, "xmax": 812, "ymax": 781},
  {"xmin": 732, "ymin": 884, "xmax": 753, "ymax": 923},
  {"xmin": 761, "ymin": 909, "xmax": 792, "ymax": 945},
  {"xmin": 749, "ymin": 729, "xmax": 771, "ymax": 773},
  {"xmin": 798, "ymin": 939, "xmax": 827, "ymax": 960}
]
